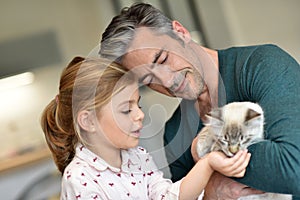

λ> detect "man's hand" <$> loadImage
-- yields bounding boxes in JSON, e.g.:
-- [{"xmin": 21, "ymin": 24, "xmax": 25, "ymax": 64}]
[{"xmin": 203, "ymin": 172, "xmax": 264, "ymax": 200}]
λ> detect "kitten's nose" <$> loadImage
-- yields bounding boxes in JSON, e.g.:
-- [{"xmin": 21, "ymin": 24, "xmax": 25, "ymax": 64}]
[{"xmin": 229, "ymin": 145, "xmax": 239, "ymax": 154}]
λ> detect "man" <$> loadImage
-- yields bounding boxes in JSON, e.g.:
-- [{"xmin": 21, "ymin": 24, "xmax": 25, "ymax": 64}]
[{"xmin": 99, "ymin": 3, "xmax": 300, "ymax": 199}]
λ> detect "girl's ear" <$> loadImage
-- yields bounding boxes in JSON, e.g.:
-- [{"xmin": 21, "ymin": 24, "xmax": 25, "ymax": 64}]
[
  {"xmin": 172, "ymin": 20, "xmax": 191, "ymax": 42},
  {"xmin": 77, "ymin": 110, "xmax": 96, "ymax": 132}
]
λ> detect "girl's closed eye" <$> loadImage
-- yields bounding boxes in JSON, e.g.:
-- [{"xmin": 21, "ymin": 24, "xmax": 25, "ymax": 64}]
[
  {"xmin": 119, "ymin": 96, "xmax": 142, "ymax": 115},
  {"xmin": 121, "ymin": 110, "xmax": 131, "ymax": 115},
  {"xmin": 122, "ymin": 104, "xmax": 142, "ymax": 114}
]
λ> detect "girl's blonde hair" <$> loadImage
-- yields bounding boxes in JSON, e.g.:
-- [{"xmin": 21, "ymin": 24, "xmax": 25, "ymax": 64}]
[{"xmin": 41, "ymin": 57, "xmax": 133, "ymax": 174}]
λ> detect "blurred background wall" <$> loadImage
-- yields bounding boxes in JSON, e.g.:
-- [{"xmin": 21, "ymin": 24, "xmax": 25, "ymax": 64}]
[{"xmin": 0, "ymin": 0, "xmax": 299, "ymax": 199}]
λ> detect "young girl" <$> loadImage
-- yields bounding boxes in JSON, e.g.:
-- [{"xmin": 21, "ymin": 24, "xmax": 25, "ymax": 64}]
[{"xmin": 41, "ymin": 57, "xmax": 251, "ymax": 200}]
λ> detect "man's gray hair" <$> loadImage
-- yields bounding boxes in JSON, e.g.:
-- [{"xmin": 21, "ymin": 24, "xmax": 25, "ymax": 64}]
[{"xmin": 99, "ymin": 3, "xmax": 173, "ymax": 63}]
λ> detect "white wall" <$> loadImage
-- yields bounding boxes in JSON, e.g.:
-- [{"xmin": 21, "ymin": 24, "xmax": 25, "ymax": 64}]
[
  {"xmin": 0, "ymin": 1, "xmax": 299, "ymax": 199},
  {"xmin": 0, "ymin": 1, "xmax": 115, "ymax": 199},
  {"xmin": 196, "ymin": 0, "xmax": 300, "ymax": 62}
]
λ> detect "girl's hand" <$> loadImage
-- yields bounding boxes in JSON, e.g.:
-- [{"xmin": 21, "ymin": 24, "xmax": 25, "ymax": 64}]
[{"xmin": 207, "ymin": 150, "xmax": 251, "ymax": 177}]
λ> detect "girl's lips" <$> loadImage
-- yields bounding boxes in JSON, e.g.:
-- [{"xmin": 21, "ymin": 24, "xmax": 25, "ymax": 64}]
[
  {"xmin": 130, "ymin": 128, "xmax": 142, "ymax": 138},
  {"xmin": 130, "ymin": 131, "xmax": 140, "ymax": 138}
]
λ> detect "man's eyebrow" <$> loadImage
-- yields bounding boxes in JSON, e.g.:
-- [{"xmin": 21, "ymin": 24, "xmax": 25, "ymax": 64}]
[{"xmin": 152, "ymin": 48, "xmax": 164, "ymax": 64}]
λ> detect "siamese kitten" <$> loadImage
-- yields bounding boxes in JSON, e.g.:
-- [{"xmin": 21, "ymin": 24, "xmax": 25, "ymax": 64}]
[
  {"xmin": 196, "ymin": 102, "xmax": 292, "ymax": 200},
  {"xmin": 196, "ymin": 102, "xmax": 264, "ymax": 158}
]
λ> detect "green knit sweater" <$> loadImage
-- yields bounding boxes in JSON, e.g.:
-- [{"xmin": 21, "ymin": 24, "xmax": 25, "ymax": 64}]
[{"xmin": 164, "ymin": 44, "xmax": 300, "ymax": 199}]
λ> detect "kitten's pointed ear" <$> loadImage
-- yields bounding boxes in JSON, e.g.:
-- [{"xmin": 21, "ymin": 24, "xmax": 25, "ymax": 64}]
[
  {"xmin": 206, "ymin": 108, "xmax": 223, "ymax": 126},
  {"xmin": 245, "ymin": 108, "xmax": 263, "ymax": 126},
  {"xmin": 245, "ymin": 109, "xmax": 261, "ymax": 121}
]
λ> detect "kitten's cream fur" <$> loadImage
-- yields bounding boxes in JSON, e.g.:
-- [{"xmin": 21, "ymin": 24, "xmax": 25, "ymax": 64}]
[
  {"xmin": 196, "ymin": 102, "xmax": 292, "ymax": 200},
  {"xmin": 196, "ymin": 102, "xmax": 264, "ymax": 158}
]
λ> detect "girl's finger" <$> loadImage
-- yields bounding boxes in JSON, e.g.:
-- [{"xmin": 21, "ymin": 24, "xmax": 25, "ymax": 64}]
[
  {"xmin": 226, "ymin": 150, "xmax": 248, "ymax": 171},
  {"xmin": 233, "ymin": 169, "xmax": 246, "ymax": 178},
  {"xmin": 234, "ymin": 150, "xmax": 250, "ymax": 169},
  {"xmin": 231, "ymin": 152, "xmax": 251, "ymax": 176}
]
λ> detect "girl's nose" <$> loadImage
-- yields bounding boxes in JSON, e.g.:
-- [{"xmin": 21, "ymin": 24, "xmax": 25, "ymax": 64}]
[{"xmin": 134, "ymin": 108, "xmax": 145, "ymax": 121}]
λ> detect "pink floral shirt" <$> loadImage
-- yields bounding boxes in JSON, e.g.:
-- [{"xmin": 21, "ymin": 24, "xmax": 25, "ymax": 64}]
[{"xmin": 61, "ymin": 144, "xmax": 181, "ymax": 200}]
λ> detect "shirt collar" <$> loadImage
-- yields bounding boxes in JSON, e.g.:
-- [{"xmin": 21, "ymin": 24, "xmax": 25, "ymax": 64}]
[{"xmin": 75, "ymin": 144, "xmax": 155, "ymax": 173}]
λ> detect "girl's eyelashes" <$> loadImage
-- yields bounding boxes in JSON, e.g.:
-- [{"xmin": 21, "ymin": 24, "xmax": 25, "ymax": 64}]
[
  {"xmin": 121, "ymin": 110, "xmax": 131, "ymax": 115},
  {"xmin": 120, "ymin": 96, "xmax": 142, "ymax": 115},
  {"xmin": 121, "ymin": 105, "xmax": 142, "ymax": 115}
]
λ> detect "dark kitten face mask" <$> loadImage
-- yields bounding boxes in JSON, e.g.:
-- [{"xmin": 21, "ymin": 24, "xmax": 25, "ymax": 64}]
[
  {"xmin": 196, "ymin": 102, "xmax": 264, "ymax": 158},
  {"xmin": 196, "ymin": 102, "xmax": 292, "ymax": 199},
  {"xmin": 207, "ymin": 106, "xmax": 263, "ymax": 157}
]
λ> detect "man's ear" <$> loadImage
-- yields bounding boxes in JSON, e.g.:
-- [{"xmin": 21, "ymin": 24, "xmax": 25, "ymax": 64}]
[
  {"xmin": 77, "ymin": 110, "xmax": 96, "ymax": 133},
  {"xmin": 172, "ymin": 20, "xmax": 191, "ymax": 42}
]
